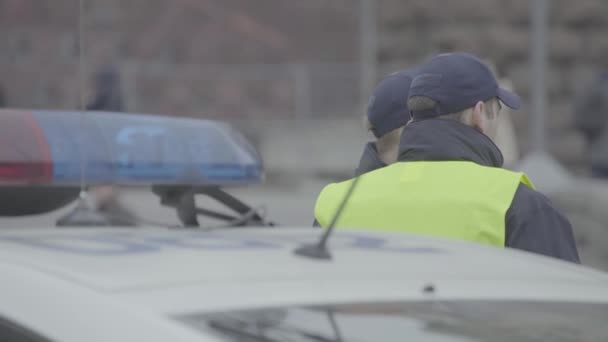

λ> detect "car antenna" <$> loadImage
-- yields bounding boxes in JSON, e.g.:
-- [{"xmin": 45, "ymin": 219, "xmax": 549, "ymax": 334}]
[
  {"xmin": 57, "ymin": 0, "xmax": 110, "ymax": 227},
  {"xmin": 293, "ymin": 175, "xmax": 361, "ymax": 260}
]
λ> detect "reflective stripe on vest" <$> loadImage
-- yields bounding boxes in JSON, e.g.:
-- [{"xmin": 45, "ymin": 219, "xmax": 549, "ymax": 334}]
[{"xmin": 314, "ymin": 161, "xmax": 534, "ymax": 247}]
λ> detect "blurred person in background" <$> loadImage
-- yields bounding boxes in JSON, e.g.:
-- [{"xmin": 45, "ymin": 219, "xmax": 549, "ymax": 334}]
[
  {"xmin": 86, "ymin": 65, "xmax": 136, "ymax": 226},
  {"xmin": 574, "ymin": 72, "xmax": 608, "ymax": 178},
  {"xmin": 86, "ymin": 66, "xmax": 125, "ymax": 112},
  {"xmin": 313, "ymin": 69, "xmax": 417, "ymax": 227},
  {"xmin": 356, "ymin": 69, "xmax": 418, "ymax": 176},
  {"xmin": 0, "ymin": 84, "xmax": 6, "ymax": 107},
  {"xmin": 314, "ymin": 52, "xmax": 579, "ymax": 263}
]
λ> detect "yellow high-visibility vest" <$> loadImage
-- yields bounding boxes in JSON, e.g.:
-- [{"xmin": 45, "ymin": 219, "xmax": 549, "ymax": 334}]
[{"xmin": 314, "ymin": 161, "xmax": 534, "ymax": 247}]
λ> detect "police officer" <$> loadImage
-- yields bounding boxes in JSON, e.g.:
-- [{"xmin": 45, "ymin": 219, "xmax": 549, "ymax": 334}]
[
  {"xmin": 315, "ymin": 52, "xmax": 580, "ymax": 263},
  {"xmin": 86, "ymin": 65, "xmax": 136, "ymax": 226},
  {"xmin": 312, "ymin": 69, "xmax": 417, "ymax": 227},
  {"xmin": 574, "ymin": 71, "xmax": 608, "ymax": 178},
  {"xmin": 356, "ymin": 69, "xmax": 418, "ymax": 175}
]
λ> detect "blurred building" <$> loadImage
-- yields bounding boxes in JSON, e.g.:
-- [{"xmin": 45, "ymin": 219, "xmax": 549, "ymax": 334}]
[
  {"xmin": 0, "ymin": 0, "xmax": 359, "ymax": 118},
  {"xmin": 378, "ymin": 0, "xmax": 608, "ymax": 174},
  {"xmin": 1, "ymin": 0, "xmax": 608, "ymax": 173}
]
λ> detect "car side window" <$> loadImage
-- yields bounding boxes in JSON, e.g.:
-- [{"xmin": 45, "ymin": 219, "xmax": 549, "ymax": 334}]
[{"xmin": 0, "ymin": 317, "xmax": 52, "ymax": 342}]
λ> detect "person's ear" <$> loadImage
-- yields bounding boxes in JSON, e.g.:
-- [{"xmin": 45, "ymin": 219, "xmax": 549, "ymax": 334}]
[
  {"xmin": 364, "ymin": 116, "xmax": 372, "ymax": 130},
  {"xmin": 471, "ymin": 101, "xmax": 486, "ymax": 133},
  {"xmin": 474, "ymin": 101, "xmax": 486, "ymax": 117}
]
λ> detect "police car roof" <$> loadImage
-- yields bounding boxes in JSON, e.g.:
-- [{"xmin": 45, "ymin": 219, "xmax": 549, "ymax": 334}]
[
  {"xmin": 1, "ymin": 227, "xmax": 607, "ymax": 310},
  {"xmin": 2, "ymin": 227, "xmax": 607, "ymax": 342}
]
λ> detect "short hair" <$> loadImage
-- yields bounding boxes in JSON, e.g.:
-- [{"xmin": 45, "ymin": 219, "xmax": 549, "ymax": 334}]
[
  {"xmin": 366, "ymin": 117, "xmax": 403, "ymax": 164},
  {"xmin": 375, "ymin": 126, "xmax": 401, "ymax": 154}
]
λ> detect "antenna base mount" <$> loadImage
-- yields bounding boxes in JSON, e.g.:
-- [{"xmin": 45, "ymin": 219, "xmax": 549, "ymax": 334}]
[{"xmin": 293, "ymin": 243, "xmax": 332, "ymax": 260}]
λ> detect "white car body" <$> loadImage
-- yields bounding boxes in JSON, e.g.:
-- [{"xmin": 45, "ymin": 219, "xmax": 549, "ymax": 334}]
[{"xmin": 1, "ymin": 227, "xmax": 607, "ymax": 342}]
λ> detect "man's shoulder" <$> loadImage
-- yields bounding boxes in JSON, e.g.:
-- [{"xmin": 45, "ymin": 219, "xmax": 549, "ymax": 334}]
[
  {"xmin": 506, "ymin": 183, "xmax": 580, "ymax": 263},
  {"xmin": 508, "ymin": 182, "xmax": 573, "ymax": 237},
  {"xmin": 511, "ymin": 183, "xmax": 556, "ymax": 214}
]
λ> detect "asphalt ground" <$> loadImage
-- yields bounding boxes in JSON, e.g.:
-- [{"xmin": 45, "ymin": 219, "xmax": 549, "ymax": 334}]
[{"xmin": 0, "ymin": 180, "xmax": 327, "ymax": 229}]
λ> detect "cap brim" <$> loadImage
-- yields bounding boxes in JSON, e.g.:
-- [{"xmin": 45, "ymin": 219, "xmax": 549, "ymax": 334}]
[{"xmin": 497, "ymin": 87, "xmax": 521, "ymax": 110}]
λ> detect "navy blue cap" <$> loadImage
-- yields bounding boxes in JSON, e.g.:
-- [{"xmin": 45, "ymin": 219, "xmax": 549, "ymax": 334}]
[
  {"xmin": 408, "ymin": 52, "xmax": 521, "ymax": 120},
  {"xmin": 367, "ymin": 69, "xmax": 418, "ymax": 138}
]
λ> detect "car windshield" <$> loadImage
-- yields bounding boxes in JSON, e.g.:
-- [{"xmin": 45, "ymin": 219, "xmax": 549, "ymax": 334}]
[{"xmin": 176, "ymin": 300, "xmax": 608, "ymax": 342}]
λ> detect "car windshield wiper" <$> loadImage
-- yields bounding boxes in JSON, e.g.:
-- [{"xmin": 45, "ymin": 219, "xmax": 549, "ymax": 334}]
[
  {"xmin": 208, "ymin": 318, "xmax": 278, "ymax": 342},
  {"xmin": 208, "ymin": 312, "xmax": 342, "ymax": 342}
]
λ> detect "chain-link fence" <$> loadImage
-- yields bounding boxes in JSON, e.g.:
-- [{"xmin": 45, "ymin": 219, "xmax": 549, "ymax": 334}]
[
  {"xmin": 1, "ymin": 60, "xmax": 369, "ymax": 120},
  {"xmin": 120, "ymin": 62, "xmax": 363, "ymax": 120}
]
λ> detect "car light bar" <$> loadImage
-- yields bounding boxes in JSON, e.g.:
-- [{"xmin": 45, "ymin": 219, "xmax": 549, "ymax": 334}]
[{"xmin": 0, "ymin": 109, "xmax": 263, "ymax": 186}]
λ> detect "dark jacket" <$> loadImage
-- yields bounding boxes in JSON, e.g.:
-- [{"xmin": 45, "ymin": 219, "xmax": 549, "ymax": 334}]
[
  {"xmin": 574, "ymin": 72, "xmax": 608, "ymax": 143},
  {"xmin": 355, "ymin": 142, "xmax": 387, "ymax": 176},
  {"xmin": 399, "ymin": 119, "xmax": 580, "ymax": 263},
  {"xmin": 0, "ymin": 85, "xmax": 6, "ymax": 107},
  {"xmin": 574, "ymin": 72, "xmax": 608, "ymax": 169},
  {"xmin": 86, "ymin": 67, "xmax": 124, "ymax": 112}
]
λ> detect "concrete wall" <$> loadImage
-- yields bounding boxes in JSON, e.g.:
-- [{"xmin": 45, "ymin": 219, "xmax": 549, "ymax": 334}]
[{"xmin": 232, "ymin": 118, "xmax": 369, "ymax": 182}]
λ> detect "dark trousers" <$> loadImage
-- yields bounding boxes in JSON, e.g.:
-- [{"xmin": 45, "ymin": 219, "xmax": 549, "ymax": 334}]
[{"xmin": 592, "ymin": 166, "xmax": 608, "ymax": 179}]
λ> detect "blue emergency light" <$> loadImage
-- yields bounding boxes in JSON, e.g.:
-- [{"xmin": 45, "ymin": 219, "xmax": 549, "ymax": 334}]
[{"xmin": 0, "ymin": 109, "xmax": 264, "ymax": 186}]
